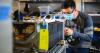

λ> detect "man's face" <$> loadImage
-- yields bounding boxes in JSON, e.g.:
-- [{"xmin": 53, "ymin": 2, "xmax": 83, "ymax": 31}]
[{"xmin": 62, "ymin": 7, "xmax": 78, "ymax": 19}]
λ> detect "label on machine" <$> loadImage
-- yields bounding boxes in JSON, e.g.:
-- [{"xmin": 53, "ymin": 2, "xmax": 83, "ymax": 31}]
[{"xmin": 39, "ymin": 29, "xmax": 49, "ymax": 52}]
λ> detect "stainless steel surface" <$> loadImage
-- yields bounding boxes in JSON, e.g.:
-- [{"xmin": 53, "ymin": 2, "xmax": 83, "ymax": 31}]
[{"xmin": 48, "ymin": 44, "xmax": 67, "ymax": 53}]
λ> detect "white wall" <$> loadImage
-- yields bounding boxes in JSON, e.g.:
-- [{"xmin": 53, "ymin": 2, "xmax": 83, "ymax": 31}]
[{"xmin": 75, "ymin": 0, "xmax": 82, "ymax": 11}]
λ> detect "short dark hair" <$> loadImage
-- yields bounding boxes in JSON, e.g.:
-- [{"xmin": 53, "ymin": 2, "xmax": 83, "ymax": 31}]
[{"xmin": 62, "ymin": 0, "xmax": 76, "ymax": 9}]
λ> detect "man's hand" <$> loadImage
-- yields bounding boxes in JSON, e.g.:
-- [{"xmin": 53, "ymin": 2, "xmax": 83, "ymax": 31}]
[{"xmin": 64, "ymin": 27, "xmax": 73, "ymax": 36}]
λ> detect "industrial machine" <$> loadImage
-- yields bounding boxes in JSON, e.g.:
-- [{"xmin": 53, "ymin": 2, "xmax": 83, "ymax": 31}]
[
  {"xmin": 13, "ymin": 19, "xmax": 66, "ymax": 53},
  {"xmin": 12, "ymin": 0, "xmax": 67, "ymax": 52}
]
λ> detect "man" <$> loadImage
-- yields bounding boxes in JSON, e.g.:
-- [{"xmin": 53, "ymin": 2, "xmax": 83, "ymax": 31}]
[{"xmin": 62, "ymin": 0, "xmax": 93, "ymax": 53}]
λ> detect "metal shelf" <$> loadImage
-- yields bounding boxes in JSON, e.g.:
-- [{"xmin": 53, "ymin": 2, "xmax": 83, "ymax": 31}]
[
  {"xmin": 83, "ymin": 0, "xmax": 100, "ymax": 2},
  {"xmin": 19, "ymin": 1, "xmax": 65, "ymax": 3},
  {"xmin": 88, "ymin": 14, "xmax": 100, "ymax": 16},
  {"xmin": 81, "ymin": 0, "xmax": 100, "ymax": 13},
  {"xmin": 15, "ymin": 32, "xmax": 38, "ymax": 44},
  {"xmin": 84, "ymin": 2, "xmax": 100, "ymax": 4}
]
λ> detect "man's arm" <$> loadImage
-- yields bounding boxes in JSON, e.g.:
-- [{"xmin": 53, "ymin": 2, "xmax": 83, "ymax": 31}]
[{"xmin": 72, "ymin": 15, "xmax": 93, "ymax": 42}]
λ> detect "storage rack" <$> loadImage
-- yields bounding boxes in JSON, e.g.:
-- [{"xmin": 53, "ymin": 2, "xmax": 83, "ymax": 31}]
[
  {"xmin": 81, "ymin": 0, "xmax": 100, "ymax": 52},
  {"xmin": 19, "ymin": 0, "xmax": 65, "ymax": 3},
  {"xmin": 13, "ymin": 19, "xmax": 67, "ymax": 53},
  {"xmin": 13, "ymin": 0, "xmax": 67, "ymax": 53}
]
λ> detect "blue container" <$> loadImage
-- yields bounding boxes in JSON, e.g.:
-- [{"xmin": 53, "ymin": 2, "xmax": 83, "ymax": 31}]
[
  {"xmin": 19, "ymin": 15, "xmax": 23, "ymax": 20},
  {"xmin": 40, "ymin": 12, "xmax": 46, "ymax": 18},
  {"xmin": 0, "ymin": 6, "xmax": 10, "ymax": 20},
  {"xmin": 55, "ymin": 15, "xmax": 60, "ymax": 19}
]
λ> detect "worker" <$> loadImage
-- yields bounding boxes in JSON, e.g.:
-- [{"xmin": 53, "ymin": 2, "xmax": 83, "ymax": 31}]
[
  {"xmin": 13, "ymin": 3, "xmax": 40, "ymax": 20},
  {"xmin": 62, "ymin": 0, "xmax": 93, "ymax": 53},
  {"xmin": 13, "ymin": 3, "xmax": 29, "ymax": 20}
]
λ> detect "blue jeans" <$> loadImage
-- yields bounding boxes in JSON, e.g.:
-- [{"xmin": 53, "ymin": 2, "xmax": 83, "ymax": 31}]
[{"xmin": 66, "ymin": 47, "xmax": 89, "ymax": 53}]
